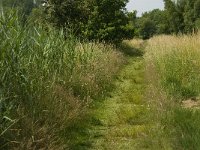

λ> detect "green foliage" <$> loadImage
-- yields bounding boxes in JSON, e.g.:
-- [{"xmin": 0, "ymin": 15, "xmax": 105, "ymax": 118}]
[
  {"xmin": 83, "ymin": 0, "xmax": 133, "ymax": 43},
  {"xmin": 135, "ymin": 9, "xmax": 169, "ymax": 39},
  {"xmin": 137, "ymin": 18, "xmax": 156, "ymax": 40},
  {"xmin": 1, "ymin": 0, "xmax": 134, "ymax": 43},
  {"xmin": 45, "ymin": 0, "xmax": 89, "ymax": 29},
  {"xmin": 1, "ymin": 0, "xmax": 40, "ymax": 23},
  {"xmin": 146, "ymin": 9, "xmax": 170, "ymax": 34},
  {"xmin": 164, "ymin": 0, "xmax": 200, "ymax": 33},
  {"xmin": 164, "ymin": 0, "xmax": 184, "ymax": 33},
  {"xmin": 44, "ymin": 0, "xmax": 134, "ymax": 43},
  {"xmin": 135, "ymin": 0, "xmax": 200, "ymax": 39}
]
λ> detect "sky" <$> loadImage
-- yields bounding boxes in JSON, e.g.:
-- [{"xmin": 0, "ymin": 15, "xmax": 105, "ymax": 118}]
[{"xmin": 126, "ymin": 0, "xmax": 165, "ymax": 17}]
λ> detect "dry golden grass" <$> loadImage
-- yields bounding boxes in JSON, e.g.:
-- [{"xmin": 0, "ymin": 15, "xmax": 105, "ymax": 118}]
[
  {"xmin": 144, "ymin": 32, "xmax": 200, "ymax": 149},
  {"xmin": 124, "ymin": 39, "xmax": 144, "ymax": 50},
  {"xmin": 145, "ymin": 32, "xmax": 200, "ymax": 99}
]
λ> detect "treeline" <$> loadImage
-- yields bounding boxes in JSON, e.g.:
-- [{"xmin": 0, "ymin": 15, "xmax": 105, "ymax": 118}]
[
  {"xmin": 2, "ymin": 0, "xmax": 200, "ymax": 40},
  {"xmin": 1, "ymin": 0, "xmax": 134, "ymax": 43},
  {"xmin": 134, "ymin": 0, "xmax": 200, "ymax": 39}
]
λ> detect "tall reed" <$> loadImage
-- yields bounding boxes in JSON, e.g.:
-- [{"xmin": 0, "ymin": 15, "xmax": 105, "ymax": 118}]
[{"xmin": 0, "ymin": 10, "xmax": 123, "ymax": 149}]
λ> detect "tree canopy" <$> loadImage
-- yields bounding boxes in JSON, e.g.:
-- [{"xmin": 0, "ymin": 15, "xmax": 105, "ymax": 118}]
[
  {"xmin": 2, "ymin": 0, "xmax": 200, "ymax": 41},
  {"xmin": 43, "ymin": 0, "xmax": 134, "ymax": 43},
  {"xmin": 134, "ymin": 0, "xmax": 200, "ymax": 39},
  {"xmin": 164, "ymin": 0, "xmax": 200, "ymax": 33}
]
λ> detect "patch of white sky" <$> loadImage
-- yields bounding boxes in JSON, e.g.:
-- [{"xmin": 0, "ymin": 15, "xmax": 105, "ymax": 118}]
[{"xmin": 126, "ymin": 0, "xmax": 165, "ymax": 17}]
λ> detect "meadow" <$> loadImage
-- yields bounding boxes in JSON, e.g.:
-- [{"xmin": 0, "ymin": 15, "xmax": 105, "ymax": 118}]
[{"xmin": 144, "ymin": 33, "xmax": 200, "ymax": 150}]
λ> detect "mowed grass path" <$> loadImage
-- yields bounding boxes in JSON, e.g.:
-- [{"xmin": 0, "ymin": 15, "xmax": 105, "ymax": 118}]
[{"xmin": 88, "ymin": 45, "xmax": 150, "ymax": 149}]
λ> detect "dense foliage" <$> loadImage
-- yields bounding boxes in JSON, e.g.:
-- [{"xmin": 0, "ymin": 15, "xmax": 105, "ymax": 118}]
[
  {"xmin": 41, "ymin": 0, "xmax": 134, "ymax": 43},
  {"xmin": 164, "ymin": 0, "xmax": 200, "ymax": 33},
  {"xmin": 134, "ymin": 9, "xmax": 169, "ymax": 39},
  {"xmin": 1, "ymin": 0, "xmax": 134, "ymax": 43},
  {"xmin": 2, "ymin": 0, "xmax": 200, "ymax": 40},
  {"xmin": 135, "ymin": 0, "xmax": 200, "ymax": 39}
]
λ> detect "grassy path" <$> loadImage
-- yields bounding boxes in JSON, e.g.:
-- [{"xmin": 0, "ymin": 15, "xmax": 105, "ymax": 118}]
[{"xmin": 88, "ymin": 51, "xmax": 150, "ymax": 149}]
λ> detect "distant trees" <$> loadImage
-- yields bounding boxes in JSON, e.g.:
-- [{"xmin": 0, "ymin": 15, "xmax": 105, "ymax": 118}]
[
  {"xmin": 135, "ymin": 9, "xmax": 169, "ymax": 39},
  {"xmin": 164, "ymin": 0, "xmax": 200, "ymax": 33},
  {"xmin": 136, "ymin": 18, "xmax": 156, "ymax": 40},
  {"xmin": 135, "ymin": 0, "xmax": 200, "ymax": 39}
]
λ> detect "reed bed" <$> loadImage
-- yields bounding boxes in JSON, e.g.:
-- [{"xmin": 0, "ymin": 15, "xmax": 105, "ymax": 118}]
[{"xmin": 0, "ymin": 11, "xmax": 124, "ymax": 149}]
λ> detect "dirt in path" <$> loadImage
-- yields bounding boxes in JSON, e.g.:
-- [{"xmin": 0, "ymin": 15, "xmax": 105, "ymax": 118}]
[{"xmin": 88, "ymin": 56, "xmax": 150, "ymax": 150}]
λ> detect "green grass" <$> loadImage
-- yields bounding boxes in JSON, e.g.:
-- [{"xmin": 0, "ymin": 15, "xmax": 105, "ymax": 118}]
[
  {"xmin": 0, "ymin": 10, "xmax": 123, "ymax": 149},
  {"xmin": 171, "ymin": 108, "xmax": 200, "ymax": 149},
  {"xmin": 81, "ymin": 40, "xmax": 151, "ymax": 150}
]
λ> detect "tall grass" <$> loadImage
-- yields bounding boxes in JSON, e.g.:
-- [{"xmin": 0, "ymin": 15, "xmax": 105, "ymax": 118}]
[
  {"xmin": 0, "ymin": 11, "xmax": 123, "ymax": 149},
  {"xmin": 146, "ymin": 34, "xmax": 200, "ymax": 99},
  {"xmin": 145, "ymin": 33, "xmax": 200, "ymax": 149}
]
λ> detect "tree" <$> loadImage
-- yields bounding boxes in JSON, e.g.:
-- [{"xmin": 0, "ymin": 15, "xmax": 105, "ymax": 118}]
[
  {"xmin": 141, "ymin": 9, "xmax": 170, "ymax": 34},
  {"xmin": 194, "ymin": 0, "xmax": 200, "ymax": 18},
  {"xmin": 164, "ymin": 0, "xmax": 184, "ymax": 33},
  {"xmin": 44, "ymin": 0, "xmax": 134, "ymax": 43},
  {"xmin": 137, "ymin": 18, "xmax": 156, "ymax": 39},
  {"xmin": 83, "ymin": 0, "xmax": 133, "ymax": 43},
  {"xmin": 164, "ymin": 0, "xmax": 200, "ymax": 33},
  {"xmin": 45, "ymin": 0, "xmax": 89, "ymax": 29},
  {"xmin": 134, "ymin": 9, "xmax": 170, "ymax": 39}
]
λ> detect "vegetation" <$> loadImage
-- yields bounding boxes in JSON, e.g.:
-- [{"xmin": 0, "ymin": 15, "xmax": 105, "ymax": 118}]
[
  {"xmin": 86, "ymin": 40, "xmax": 148, "ymax": 150},
  {"xmin": 3, "ymin": 0, "xmax": 200, "ymax": 40},
  {"xmin": 0, "ymin": 11, "xmax": 124, "ymax": 149},
  {"xmin": 164, "ymin": 0, "xmax": 200, "ymax": 33},
  {"xmin": 144, "ymin": 33, "xmax": 200, "ymax": 149},
  {"xmin": 1, "ymin": 0, "xmax": 200, "ymax": 149},
  {"xmin": 41, "ymin": 0, "xmax": 134, "ymax": 43},
  {"xmin": 134, "ymin": 0, "xmax": 200, "ymax": 39}
]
